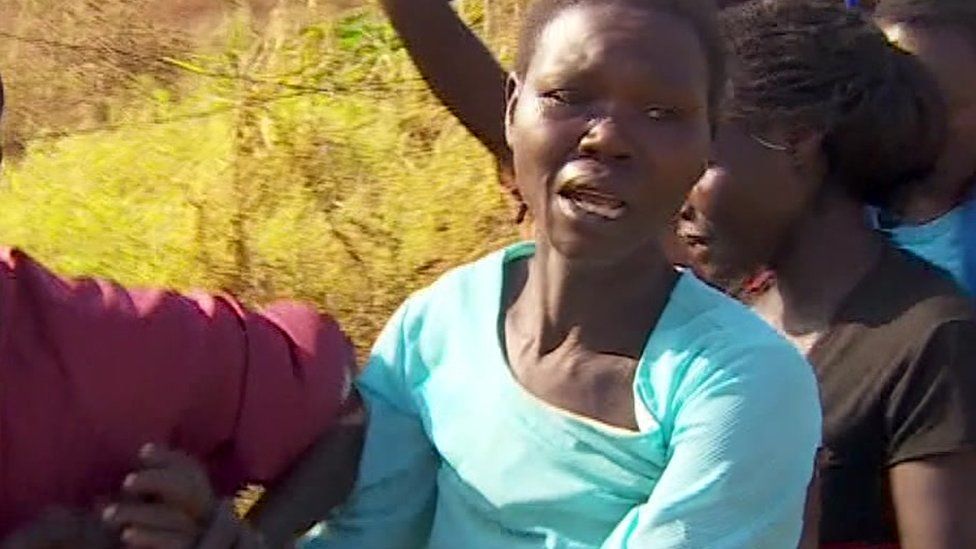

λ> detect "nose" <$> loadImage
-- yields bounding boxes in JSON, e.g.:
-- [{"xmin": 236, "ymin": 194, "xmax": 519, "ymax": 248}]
[
  {"xmin": 678, "ymin": 199, "xmax": 696, "ymax": 222},
  {"xmin": 578, "ymin": 117, "xmax": 632, "ymax": 161},
  {"xmin": 680, "ymin": 170, "xmax": 722, "ymax": 221}
]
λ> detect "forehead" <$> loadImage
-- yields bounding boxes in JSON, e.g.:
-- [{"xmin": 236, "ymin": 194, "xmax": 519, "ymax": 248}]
[{"xmin": 528, "ymin": 5, "xmax": 709, "ymax": 92}]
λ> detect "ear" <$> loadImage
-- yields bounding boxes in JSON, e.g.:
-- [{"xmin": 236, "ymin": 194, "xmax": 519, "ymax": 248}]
[
  {"xmin": 505, "ymin": 72, "xmax": 521, "ymax": 149},
  {"xmin": 786, "ymin": 129, "xmax": 827, "ymax": 185}
]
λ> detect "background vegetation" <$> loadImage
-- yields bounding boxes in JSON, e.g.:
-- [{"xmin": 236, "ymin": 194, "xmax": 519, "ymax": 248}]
[{"xmin": 0, "ymin": 0, "xmax": 527, "ymax": 349}]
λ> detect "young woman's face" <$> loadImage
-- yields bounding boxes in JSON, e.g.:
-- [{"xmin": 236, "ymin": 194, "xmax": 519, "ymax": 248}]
[
  {"xmin": 677, "ymin": 122, "xmax": 817, "ymax": 290},
  {"xmin": 506, "ymin": 3, "xmax": 711, "ymax": 263}
]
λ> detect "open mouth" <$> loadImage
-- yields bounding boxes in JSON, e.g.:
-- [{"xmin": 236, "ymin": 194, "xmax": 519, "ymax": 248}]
[
  {"xmin": 677, "ymin": 227, "xmax": 712, "ymax": 248},
  {"xmin": 676, "ymin": 204, "xmax": 714, "ymax": 248},
  {"xmin": 557, "ymin": 184, "xmax": 627, "ymax": 221}
]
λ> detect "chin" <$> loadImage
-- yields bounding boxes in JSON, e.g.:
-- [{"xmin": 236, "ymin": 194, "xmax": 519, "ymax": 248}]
[{"xmin": 543, "ymin": 231, "xmax": 655, "ymax": 267}]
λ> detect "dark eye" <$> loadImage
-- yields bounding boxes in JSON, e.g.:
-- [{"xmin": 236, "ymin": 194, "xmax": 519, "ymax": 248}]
[
  {"xmin": 541, "ymin": 89, "xmax": 586, "ymax": 106},
  {"xmin": 645, "ymin": 105, "xmax": 678, "ymax": 120}
]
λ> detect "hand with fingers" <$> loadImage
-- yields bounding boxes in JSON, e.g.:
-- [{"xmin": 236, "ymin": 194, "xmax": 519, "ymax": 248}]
[{"xmin": 103, "ymin": 444, "xmax": 265, "ymax": 549}]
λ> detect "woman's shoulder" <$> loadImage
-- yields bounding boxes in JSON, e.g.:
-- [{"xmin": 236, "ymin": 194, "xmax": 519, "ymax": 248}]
[
  {"xmin": 859, "ymin": 246, "xmax": 974, "ymax": 333},
  {"xmin": 400, "ymin": 243, "xmax": 526, "ymax": 316},
  {"xmin": 664, "ymin": 272, "xmax": 805, "ymax": 359},
  {"xmin": 638, "ymin": 273, "xmax": 815, "ymax": 409},
  {"xmin": 387, "ymin": 244, "xmax": 520, "ymax": 344},
  {"xmin": 635, "ymin": 273, "xmax": 821, "ymax": 448}
]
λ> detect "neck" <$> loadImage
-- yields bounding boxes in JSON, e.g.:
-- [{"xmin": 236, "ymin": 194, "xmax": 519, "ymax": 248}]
[
  {"xmin": 897, "ymin": 169, "xmax": 975, "ymax": 224},
  {"xmin": 510, "ymin": 237, "xmax": 677, "ymax": 358},
  {"xmin": 760, "ymin": 193, "xmax": 883, "ymax": 338}
]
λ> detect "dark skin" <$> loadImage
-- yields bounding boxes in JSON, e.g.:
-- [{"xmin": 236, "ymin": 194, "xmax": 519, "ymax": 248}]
[
  {"xmin": 372, "ymin": 0, "xmax": 746, "ymax": 167},
  {"xmin": 98, "ymin": 399, "xmax": 365, "ymax": 549},
  {"xmin": 119, "ymin": 9, "xmax": 711, "ymax": 543},
  {"xmin": 679, "ymin": 121, "xmax": 976, "ymax": 548},
  {"xmin": 879, "ymin": 21, "xmax": 976, "ymax": 224},
  {"xmin": 102, "ymin": 445, "xmax": 221, "ymax": 548},
  {"xmin": 679, "ymin": 123, "xmax": 880, "ymax": 352},
  {"xmin": 502, "ymin": 3, "xmax": 710, "ymax": 429},
  {"xmin": 889, "ymin": 452, "xmax": 976, "ymax": 549},
  {"xmin": 375, "ymin": 2, "xmax": 702, "ymax": 254},
  {"xmin": 98, "ymin": 445, "xmax": 260, "ymax": 548},
  {"xmin": 58, "ymin": 8, "xmax": 712, "ymax": 543},
  {"xmin": 245, "ymin": 399, "xmax": 366, "ymax": 546},
  {"xmin": 0, "ymin": 409, "xmax": 364, "ymax": 548},
  {"xmin": 0, "ymin": 383, "xmax": 364, "ymax": 549},
  {"xmin": 503, "ymin": 14, "xmax": 820, "ymax": 546},
  {"xmin": 376, "ymin": 0, "xmax": 747, "ymax": 177},
  {"xmin": 378, "ymin": 0, "xmax": 512, "ymax": 180}
]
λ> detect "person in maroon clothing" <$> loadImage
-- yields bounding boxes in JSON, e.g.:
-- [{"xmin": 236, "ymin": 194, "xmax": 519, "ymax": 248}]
[
  {"xmin": 0, "ymin": 75, "xmax": 365, "ymax": 548},
  {"xmin": 677, "ymin": 1, "xmax": 976, "ymax": 547}
]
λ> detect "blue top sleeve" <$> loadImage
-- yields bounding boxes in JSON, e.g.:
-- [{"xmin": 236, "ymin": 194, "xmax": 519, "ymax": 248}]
[
  {"xmin": 602, "ymin": 343, "xmax": 821, "ymax": 549},
  {"xmin": 302, "ymin": 299, "xmax": 439, "ymax": 549}
]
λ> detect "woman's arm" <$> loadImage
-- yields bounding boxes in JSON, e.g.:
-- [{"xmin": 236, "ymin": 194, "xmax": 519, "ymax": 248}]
[
  {"xmin": 378, "ymin": 0, "xmax": 510, "ymax": 171},
  {"xmin": 602, "ymin": 344, "xmax": 822, "ymax": 549},
  {"xmin": 885, "ymin": 320, "xmax": 976, "ymax": 548},
  {"xmin": 891, "ymin": 452, "xmax": 976, "ymax": 548},
  {"xmin": 246, "ymin": 397, "xmax": 367, "ymax": 547}
]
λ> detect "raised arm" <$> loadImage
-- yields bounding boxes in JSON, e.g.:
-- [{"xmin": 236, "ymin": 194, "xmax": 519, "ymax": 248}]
[
  {"xmin": 378, "ymin": 0, "xmax": 511, "ymax": 171},
  {"xmin": 602, "ymin": 344, "xmax": 821, "ymax": 549}
]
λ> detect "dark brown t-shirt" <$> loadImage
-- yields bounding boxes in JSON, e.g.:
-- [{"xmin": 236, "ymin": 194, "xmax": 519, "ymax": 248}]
[{"xmin": 811, "ymin": 246, "xmax": 976, "ymax": 544}]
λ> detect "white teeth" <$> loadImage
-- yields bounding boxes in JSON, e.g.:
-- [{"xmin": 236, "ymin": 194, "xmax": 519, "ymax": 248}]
[
  {"xmin": 575, "ymin": 198, "xmax": 624, "ymax": 219},
  {"xmin": 558, "ymin": 195, "xmax": 625, "ymax": 220}
]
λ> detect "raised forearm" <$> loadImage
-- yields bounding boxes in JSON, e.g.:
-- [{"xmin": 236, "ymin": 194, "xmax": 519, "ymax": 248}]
[{"xmin": 379, "ymin": 0, "xmax": 511, "ymax": 168}]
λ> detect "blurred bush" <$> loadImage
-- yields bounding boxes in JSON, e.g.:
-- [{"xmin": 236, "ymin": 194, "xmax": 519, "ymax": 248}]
[{"xmin": 0, "ymin": 0, "xmax": 525, "ymax": 349}]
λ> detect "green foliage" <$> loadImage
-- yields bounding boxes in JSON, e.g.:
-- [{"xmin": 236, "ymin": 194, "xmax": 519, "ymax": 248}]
[{"xmin": 0, "ymin": 4, "xmax": 519, "ymax": 349}]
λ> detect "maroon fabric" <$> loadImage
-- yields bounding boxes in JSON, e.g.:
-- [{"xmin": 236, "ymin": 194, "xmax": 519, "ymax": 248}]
[{"xmin": 0, "ymin": 248, "xmax": 354, "ymax": 537}]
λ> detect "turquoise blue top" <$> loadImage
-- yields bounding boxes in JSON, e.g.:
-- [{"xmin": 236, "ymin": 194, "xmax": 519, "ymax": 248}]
[
  {"xmin": 303, "ymin": 243, "xmax": 821, "ymax": 548},
  {"xmin": 874, "ymin": 194, "xmax": 976, "ymax": 295}
]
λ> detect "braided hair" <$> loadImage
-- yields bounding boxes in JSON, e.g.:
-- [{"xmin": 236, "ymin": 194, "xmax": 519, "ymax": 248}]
[
  {"xmin": 721, "ymin": 0, "xmax": 946, "ymax": 208},
  {"xmin": 514, "ymin": 0, "xmax": 726, "ymax": 126}
]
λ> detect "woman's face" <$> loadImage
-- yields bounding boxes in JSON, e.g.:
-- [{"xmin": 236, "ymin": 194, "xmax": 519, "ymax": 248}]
[
  {"xmin": 882, "ymin": 22, "xmax": 976, "ymax": 191},
  {"xmin": 676, "ymin": 122, "xmax": 818, "ymax": 291},
  {"xmin": 506, "ymin": 3, "xmax": 711, "ymax": 263}
]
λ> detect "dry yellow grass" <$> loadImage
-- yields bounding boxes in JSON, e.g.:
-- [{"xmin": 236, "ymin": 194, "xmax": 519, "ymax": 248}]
[{"xmin": 0, "ymin": 0, "xmax": 524, "ymax": 349}]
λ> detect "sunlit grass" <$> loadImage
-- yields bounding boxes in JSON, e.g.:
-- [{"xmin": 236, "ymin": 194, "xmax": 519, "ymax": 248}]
[{"xmin": 0, "ymin": 7, "xmax": 517, "ymax": 349}]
